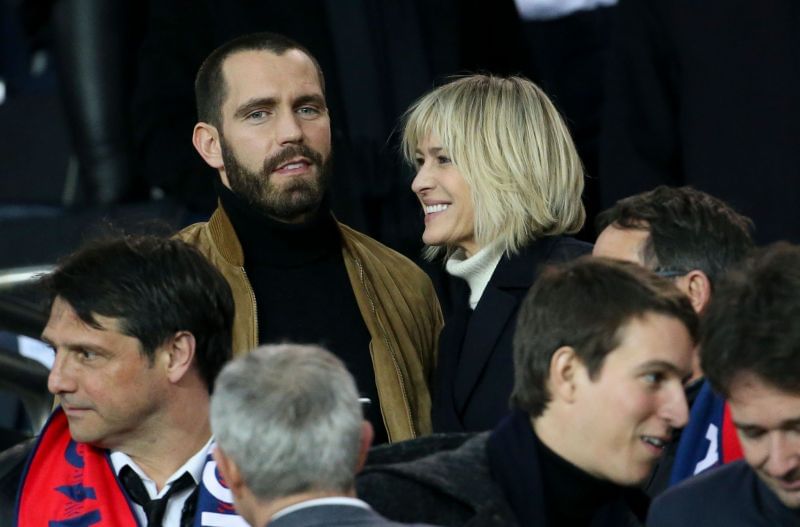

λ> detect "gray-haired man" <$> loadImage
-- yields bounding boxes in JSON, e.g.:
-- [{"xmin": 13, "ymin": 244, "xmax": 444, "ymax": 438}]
[{"xmin": 210, "ymin": 344, "xmax": 437, "ymax": 527}]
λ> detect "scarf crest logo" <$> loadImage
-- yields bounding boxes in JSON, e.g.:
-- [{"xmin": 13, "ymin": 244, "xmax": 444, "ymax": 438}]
[{"xmin": 50, "ymin": 440, "xmax": 102, "ymax": 526}]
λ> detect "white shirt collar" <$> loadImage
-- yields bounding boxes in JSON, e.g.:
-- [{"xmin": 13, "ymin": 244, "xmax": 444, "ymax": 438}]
[
  {"xmin": 271, "ymin": 497, "xmax": 370, "ymax": 521},
  {"xmin": 110, "ymin": 436, "xmax": 213, "ymax": 496},
  {"xmin": 110, "ymin": 436, "xmax": 213, "ymax": 526}
]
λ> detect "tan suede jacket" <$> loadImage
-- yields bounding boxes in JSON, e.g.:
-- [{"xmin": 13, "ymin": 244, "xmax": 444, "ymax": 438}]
[{"xmin": 179, "ymin": 207, "xmax": 442, "ymax": 441}]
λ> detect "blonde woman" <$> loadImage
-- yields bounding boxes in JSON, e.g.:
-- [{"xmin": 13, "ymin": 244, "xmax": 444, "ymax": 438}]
[{"xmin": 404, "ymin": 74, "xmax": 590, "ymax": 432}]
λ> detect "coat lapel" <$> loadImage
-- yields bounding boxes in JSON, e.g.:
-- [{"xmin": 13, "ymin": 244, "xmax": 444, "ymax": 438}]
[
  {"xmin": 453, "ymin": 287, "xmax": 518, "ymax": 412},
  {"xmin": 452, "ymin": 238, "xmax": 563, "ymax": 416}
]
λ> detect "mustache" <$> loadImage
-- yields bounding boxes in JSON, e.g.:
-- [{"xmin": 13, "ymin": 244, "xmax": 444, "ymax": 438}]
[{"xmin": 263, "ymin": 145, "xmax": 324, "ymax": 174}]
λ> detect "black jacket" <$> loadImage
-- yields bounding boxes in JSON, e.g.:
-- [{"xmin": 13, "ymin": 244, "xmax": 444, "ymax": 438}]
[
  {"xmin": 358, "ymin": 430, "xmax": 644, "ymax": 527},
  {"xmin": 648, "ymin": 461, "xmax": 800, "ymax": 526},
  {"xmin": 0, "ymin": 440, "xmax": 33, "ymax": 527},
  {"xmin": 432, "ymin": 236, "xmax": 591, "ymax": 432}
]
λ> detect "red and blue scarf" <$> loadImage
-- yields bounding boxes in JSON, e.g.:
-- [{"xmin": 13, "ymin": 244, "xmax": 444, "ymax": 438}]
[
  {"xmin": 669, "ymin": 380, "xmax": 744, "ymax": 486},
  {"xmin": 14, "ymin": 408, "xmax": 246, "ymax": 526}
]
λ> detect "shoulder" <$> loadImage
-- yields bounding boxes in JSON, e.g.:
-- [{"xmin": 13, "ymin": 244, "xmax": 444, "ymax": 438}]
[
  {"xmin": 648, "ymin": 461, "xmax": 755, "ymax": 526},
  {"xmin": 359, "ymin": 432, "xmax": 490, "ymax": 493},
  {"xmin": 0, "ymin": 439, "xmax": 36, "ymax": 525},
  {"xmin": 543, "ymin": 236, "xmax": 593, "ymax": 262},
  {"xmin": 272, "ymin": 504, "xmax": 437, "ymax": 527},
  {"xmin": 338, "ymin": 223, "xmax": 424, "ymax": 273},
  {"xmin": 338, "ymin": 223, "xmax": 437, "ymax": 302},
  {"xmin": 492, "ymin": 236, "xmax": 592, "ymax": 288},
  {"xmin": 506, "ymin": 236, "xmax": 591, "ymax": 268},
  {"xmin": 176, "ymin": 219, "xmax": 212, "ymax": 253},
  {"xmin": 358, "ymin": 433, "xmax": 507, "ymax": 526},
  {"xmin": 365, "ymin": 433, "xmax": 474, "ymax": 466}
]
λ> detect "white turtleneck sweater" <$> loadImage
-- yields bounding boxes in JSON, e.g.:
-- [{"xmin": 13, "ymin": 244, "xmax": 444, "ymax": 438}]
[{"xmin": 445, "ymin": 241, "xmax": 505, "ymax": 310}]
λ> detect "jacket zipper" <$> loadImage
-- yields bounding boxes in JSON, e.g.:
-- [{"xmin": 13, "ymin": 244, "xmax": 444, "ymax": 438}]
[
  {"xmin": 241, "ymin": 266, "xmax": 259, "ymax": 348},
  {"xmin": 354, "ymin": 256, "xmax": 416, "ymax": 439}
]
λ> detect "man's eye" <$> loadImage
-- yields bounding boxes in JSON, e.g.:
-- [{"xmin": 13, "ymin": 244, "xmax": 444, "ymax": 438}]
[
  {"xmin": 643, "ymin": 372, "xmax": 665, "ymax": 385},
  {"xmin": 247, "ymin": 110, "xmax": 268, "ymax": 120},
  {"xmin": 740, "ymin": 428, "xmax": 765, "ymax": 440},
  {"xmin": 297, "ymin": 106, "xmax": 321, "ymax": 118},
  {"xmin": 76, "ymin": 348, "xmax": 97, "ymax": 361}
]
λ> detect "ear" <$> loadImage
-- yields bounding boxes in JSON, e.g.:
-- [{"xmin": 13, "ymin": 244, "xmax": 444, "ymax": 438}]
[
  {"xmin": 677, "ymin": 270, "xmax": 712, "ymax": 314},
  {"xmin": 548, "ymin": 346, "xmax": 580, "ymax": 404},
  {"xmin": 213, "ymin": 445, "xmax": 245, "ymax": 497},
  {"xmin": 192, "ymin": 122, "xmax": 227, "ymax": 175},
  {"xmin": 354, "ymin": 421, "xmax": 374, "ymax": 473},
  {"xmin": 163, "ymin": 330, "xmax": 196, "ymax": 384}
]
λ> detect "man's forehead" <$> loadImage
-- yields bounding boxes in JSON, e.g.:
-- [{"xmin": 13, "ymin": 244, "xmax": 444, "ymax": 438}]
[
  {"xmin": 593, "ymin": 224, "xmax": 651, "ymax": 265},
  {"xmin": 221, "ymin": 49, "xmax": 322, "ymax": 95},
  {"xmin": 729, "ymin": 372, "xmax": 800, "ymax": 425},
  {"xmin": 44, "ymin": 296, "xmax": 124, "ymax": 339},
  {"xmin": 729, "ymin": 371, "xmax": 799, "ymax": 402},
  {"xmin": 601, "ymin": 313, "xmax": 693, "ymax": 374}
]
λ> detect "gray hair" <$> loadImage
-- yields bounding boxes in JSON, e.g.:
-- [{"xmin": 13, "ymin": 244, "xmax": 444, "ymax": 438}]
[{"xmin": 210, "ymin": 344, "xmax": 363, "ymax": 500}]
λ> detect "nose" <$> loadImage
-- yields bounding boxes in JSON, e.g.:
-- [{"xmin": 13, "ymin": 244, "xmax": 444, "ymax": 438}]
[
  {"xmin": 411, "ymin": 163, "xmax": 433, "ymax": 195},
  {"xmin": 47, "ymin": 351, "xmax": 76, "ymax": 396},
  {"xmin": 764, "ymin": 433, "xmax": 800, "ymax": 478},
  {"xmin": 275, "ymin": 109, "xmax": 303, "ymax": 145},
  {"xmin": 661, "ymin": 382, "xmax": 690, "ymax": 429}
]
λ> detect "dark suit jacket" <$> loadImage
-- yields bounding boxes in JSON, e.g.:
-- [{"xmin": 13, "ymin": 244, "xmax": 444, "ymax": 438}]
[
  {"xmin": 432, "ymin": 236, "xmax": 591, "ymax": 432},
  {"xmin": 269, "ymin": 503, "xmax": 436, "ymax": 527},
  {"xmin": 648, "ymin": 461, "xmax": 800, "ymax": 526}
]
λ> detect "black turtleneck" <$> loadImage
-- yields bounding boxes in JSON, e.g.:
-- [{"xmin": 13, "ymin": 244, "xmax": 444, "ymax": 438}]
[
  {"xmin": 534, "ymin": 431, "xmax": 620, "ymax": 526},
  {"xmin": 487, "ymin": 411, "xmax": 642, "ymax": 527},
  {"xmin": 218, "ymin": 183, "xmax": 387, "ymax": 444}
]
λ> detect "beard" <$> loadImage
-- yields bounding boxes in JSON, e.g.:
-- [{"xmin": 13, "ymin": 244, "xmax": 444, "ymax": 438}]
[{"xmin": 220, "ymin": 137, "xmax": 331, "ymax": 222}]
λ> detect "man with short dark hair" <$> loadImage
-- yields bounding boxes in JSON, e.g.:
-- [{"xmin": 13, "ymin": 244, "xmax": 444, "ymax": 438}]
[
  {"xmin": 595, "ymin": 185, "xmax": 753, "ymax": 330},
  {"xmin": 211, "ymin": 344, "xmax": 435, "ymax": 526},
  {"xmin": 181, "ymin": 31, "xmax": 442, "ymax": 444},
  {"xmin": 359, "ymin": 257, "xmax": 697, "ymax": 526},
  {"xmin": 594, "ymin": 185, "xmax": 754, "ymax": 493},
  {"xmin": 4, "ymin": 235, "xmax": 242, "ymax": 526},
  {"xmin": 648, "ymin": 243, "xmax": 800, "ymax": 525}
]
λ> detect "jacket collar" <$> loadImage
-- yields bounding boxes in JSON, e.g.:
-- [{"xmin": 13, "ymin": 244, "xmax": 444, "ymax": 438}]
[
  {"xmin": 488, "ymin": 237, "xmax": 563, "ymax": 290},
  {"xmin": 206, "ymin": 205, "xmax": 245, "ymax": 267}
]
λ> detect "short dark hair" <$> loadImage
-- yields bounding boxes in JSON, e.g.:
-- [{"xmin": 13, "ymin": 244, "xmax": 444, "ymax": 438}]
[
  {"xmin": 511, "ymin": 257, "xmax": 698, "ymax": 417},
  {"xmin": 43, "ymin": 235, "xmax": 235, "ymax": 392},
  {"xmin": 194, "ymin": 31, "xmax": 325, "ymax": 128},
  {"xmin": 701, "ymin": 242, "xmax": 800, "ymax": 397},
  {"xmin": 596, "ymin": 186, "xmax": 754, "ymax": 287}
]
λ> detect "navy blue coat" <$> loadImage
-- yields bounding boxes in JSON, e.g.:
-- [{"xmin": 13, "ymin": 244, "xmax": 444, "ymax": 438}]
[
  {"xmin": 648, "ymin": 461, "xmax": 800, "ymax": 526},
  {"xmin": 432, "ymin": 236, "xmax": 591, "ymax": 432}
]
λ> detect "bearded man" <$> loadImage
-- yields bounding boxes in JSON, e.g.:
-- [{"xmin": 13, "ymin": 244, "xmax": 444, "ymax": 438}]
[{"xmin": 181, "ymin": 32, "xmax": 442, "ymax": 444}]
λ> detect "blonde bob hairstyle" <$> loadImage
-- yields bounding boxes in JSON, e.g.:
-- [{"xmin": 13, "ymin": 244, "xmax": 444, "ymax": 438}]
[{"xmin": 403, "ymin": 74, "xmax": 585, "ymax": 259}]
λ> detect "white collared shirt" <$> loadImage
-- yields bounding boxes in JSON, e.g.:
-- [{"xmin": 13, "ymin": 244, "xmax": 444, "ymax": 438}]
[
  {"xmin": 110, "ymin": 437, "xmax": 214, "ymax": 526},
  {"xmin": 271, "ymin": 497, "xmax": 371, "ymax": 522}
]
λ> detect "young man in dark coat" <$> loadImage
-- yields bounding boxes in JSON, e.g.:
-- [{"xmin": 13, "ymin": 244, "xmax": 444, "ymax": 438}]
[
  {"xmin": 594, "ymin": 185, "xmax": 754, "ymax": 495},
  {"xmin": 358, "ymin": 257, "xmax": 698, "ymax": 526},
  {"xmin": 649, "ymin": 243, "xmax": 800, "ymax": 526}
]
